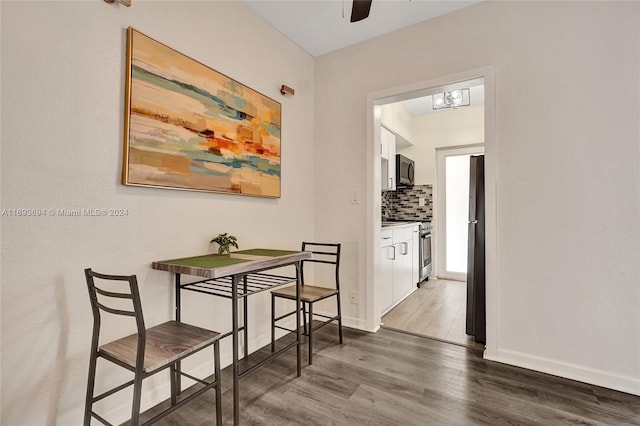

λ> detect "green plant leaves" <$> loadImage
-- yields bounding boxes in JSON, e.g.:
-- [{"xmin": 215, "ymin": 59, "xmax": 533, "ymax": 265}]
[{"xmin": 210, "ymin": 232, "xmax": 239, "ymax": 255}]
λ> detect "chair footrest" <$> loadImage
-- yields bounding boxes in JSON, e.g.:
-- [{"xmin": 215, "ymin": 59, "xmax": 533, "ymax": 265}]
[
  {"xmin": 310, "ymin": 316, "xmax": 339, "ymax": 333},
  {"xmin": 141, "ymin": 378, "xmax": 219, "ymax": 425}
]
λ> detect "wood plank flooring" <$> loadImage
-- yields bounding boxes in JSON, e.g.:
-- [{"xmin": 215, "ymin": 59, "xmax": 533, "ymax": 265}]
[
  {"xmin": 142, "ymin": 325, "xmax": 640, "ymax": 425},
  {"xmin": 382, "ymin": 279, "xmax": 485, "ymax": 350}
]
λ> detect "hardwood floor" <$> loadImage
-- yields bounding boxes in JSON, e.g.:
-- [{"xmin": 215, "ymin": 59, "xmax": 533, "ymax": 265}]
[
  {"xmin": 382, "ymin": 278, "xmax": 485, "ymax": 350},
  {"xmin": 143, "ymin": 326, "xmax": 640, "ymax": 425}
]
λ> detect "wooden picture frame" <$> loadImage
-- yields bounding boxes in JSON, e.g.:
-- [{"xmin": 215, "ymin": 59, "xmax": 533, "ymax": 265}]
[{"xmin": 122, "ymin": 28, "xmax": 281, "ymax": 198}]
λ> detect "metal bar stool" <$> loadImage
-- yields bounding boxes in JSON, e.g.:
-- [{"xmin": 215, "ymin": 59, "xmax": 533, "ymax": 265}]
[
  {"xmin": 83, "ymin": 268, "xmax": 223, "ymax": 426},
  {"xmin": 270, "ymin": 242, "xmax": 343, "ymax": 364}
]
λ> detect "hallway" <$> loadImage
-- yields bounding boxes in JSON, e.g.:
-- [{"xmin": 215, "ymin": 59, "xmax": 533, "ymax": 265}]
[{"xmin": 381, "ymin": 279, "xmax": 484, "ymax": 350}]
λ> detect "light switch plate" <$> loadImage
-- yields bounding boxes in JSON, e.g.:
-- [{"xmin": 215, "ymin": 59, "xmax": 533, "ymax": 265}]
[{"xmin": 351, "ymin": 190, "xmax": 360, "ymax": 205}]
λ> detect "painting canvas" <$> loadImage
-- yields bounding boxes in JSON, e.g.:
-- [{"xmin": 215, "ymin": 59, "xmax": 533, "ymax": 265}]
[{"xmin": 122, "ymin": 28, "xmax": 281, "ymax": 198}]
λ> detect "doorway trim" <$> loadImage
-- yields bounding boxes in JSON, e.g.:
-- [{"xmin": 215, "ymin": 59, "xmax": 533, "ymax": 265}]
[
  {"xmin": 435, "ymin": 144, "xmax": 485, "ymax": 282},
  {"xmin": 366, "ymin": 65, "xmax": 497, "ymax": 358}
]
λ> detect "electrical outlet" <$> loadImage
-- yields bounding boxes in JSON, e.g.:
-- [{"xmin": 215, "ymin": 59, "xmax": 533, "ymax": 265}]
[
  {"xmin": 349, "ymin": 291, "xmax": 357, "ymax": 304},
  {"xmin": 419, "ymin": 197, "xmax": 426, "ymax": 207}
]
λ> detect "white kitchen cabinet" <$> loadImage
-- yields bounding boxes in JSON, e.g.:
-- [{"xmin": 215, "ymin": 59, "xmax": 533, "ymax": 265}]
[
  {"xmin": 380, "ymin": 126, "xmax": 396, "ymax": 191},
  {"xmin": 392, "ymin": 225, "xmax": 414, "ymax": 304},
  {"xmin": 380, "ymin": 125, "xmax": 391, "ymax": 159},
  {"xmin": 379, "ymin": 246, "xmax": 394, "ymax": 313},
  {"xmin": 380, "ymin": 223, "xmax": 419, "ymax": 315}
]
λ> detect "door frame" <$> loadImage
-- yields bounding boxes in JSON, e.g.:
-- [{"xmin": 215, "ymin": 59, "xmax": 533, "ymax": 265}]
[
  {"xmin": 435, "ymin": 144, "xmax": 485, "ymax": 282},
  {"xmin": 366, "ymin": 66, "xmax": 497, "ymax": 358}
]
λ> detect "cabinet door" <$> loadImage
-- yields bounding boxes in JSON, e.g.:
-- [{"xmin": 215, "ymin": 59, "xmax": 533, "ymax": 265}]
[
  {"xmin": 388, "ymin": 131, "xmax": 396, "ymax": 191},
  {"xmin": 380, "ymin": 126, "xmax": 391, "ymax": 160},
  {"xmin": 379, "ymin": 244, "xmax": 395, "ymax": 313},
  {"xmin": 381, "ymin": 158, "xmax": 391, "ymax": 191},
  {"xmin": 392, "ymin": 240, "xmax": 413, "ymax": 304},
  {"xmin": 381, "ymin": 126, "xmax": 396, "ymax": 191}
]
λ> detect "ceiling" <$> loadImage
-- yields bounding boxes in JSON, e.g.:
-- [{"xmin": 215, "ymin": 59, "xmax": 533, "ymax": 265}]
[
  {"xmin": 243, "ymin": 1, "xmax": 485, "ymax": 118},
  {"xmin": 242, "ymin": 0, "xmax": 481, "ymax": 57}
]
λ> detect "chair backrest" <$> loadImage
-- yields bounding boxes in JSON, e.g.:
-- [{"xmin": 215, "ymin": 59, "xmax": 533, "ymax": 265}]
[
  {"xmin": 300, "ymin": 242, "xmax": 341, "ymax": 290},
  {"xmin": 85, "ymin": 268, "xmax": 146, "ymax": 341}
]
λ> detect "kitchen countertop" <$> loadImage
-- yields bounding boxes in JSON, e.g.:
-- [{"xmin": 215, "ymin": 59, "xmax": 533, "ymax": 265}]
[{"xmin": 381, "ymin": 221, "xmax": 420, "ymax": 229}]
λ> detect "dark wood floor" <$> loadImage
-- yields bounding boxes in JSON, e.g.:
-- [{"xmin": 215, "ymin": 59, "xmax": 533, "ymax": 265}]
[{"xmin": 143, "ymin": 325, "xmax": 640, "ymax": 425}]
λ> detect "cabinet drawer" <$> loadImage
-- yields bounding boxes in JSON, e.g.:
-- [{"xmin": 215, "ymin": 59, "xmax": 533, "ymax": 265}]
[
  {"xmin": 380, "ymin": 229, "xmax": 393, "ymax": 248},
  {"xmin": 392, "ymin": 227, "xmax": 412, "ymax": 244}
]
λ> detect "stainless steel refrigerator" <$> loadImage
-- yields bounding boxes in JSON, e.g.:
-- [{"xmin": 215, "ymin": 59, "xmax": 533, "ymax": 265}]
[{"xmin": 466, "ymin": 155, "xmax": 486, "ymax": 343}]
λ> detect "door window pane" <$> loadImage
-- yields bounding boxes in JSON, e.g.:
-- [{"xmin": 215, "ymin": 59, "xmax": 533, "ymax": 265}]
[{"xmin": 445, "ymin": 155, "xmax": 471, "ymax": 273}]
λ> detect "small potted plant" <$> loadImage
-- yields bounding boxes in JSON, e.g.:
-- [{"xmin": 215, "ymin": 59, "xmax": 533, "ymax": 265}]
[{"xmin": 210, "ymin": 232, "xmax": 239, "ymax": 255}]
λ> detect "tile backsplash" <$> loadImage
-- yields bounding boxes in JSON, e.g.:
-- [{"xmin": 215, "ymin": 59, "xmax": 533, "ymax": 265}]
[{"xmin": 382, "ymin": 184, "xmax": 433, "ymax": 222}]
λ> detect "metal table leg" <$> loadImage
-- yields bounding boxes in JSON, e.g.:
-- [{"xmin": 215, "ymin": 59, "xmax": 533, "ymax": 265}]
[
  {"xmin": 243, "ymin": 275, "xmax": 249, "ymax": 359},
  {"xmin": 175, "ymin": 273, "xmax": 182, "ymax": 394},
  {"xmin": 231, "ymin": 274, "xmax": 240, "ymax": 426},
  {"xmin": 295, "ymin": 261, "xmax": 301, "ymax": 377}
]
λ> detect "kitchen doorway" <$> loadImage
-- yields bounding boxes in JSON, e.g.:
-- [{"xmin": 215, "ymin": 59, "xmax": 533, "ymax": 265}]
[{"xmin": 370, "ymin": 69, "xmax": 493, "ymax": 350}]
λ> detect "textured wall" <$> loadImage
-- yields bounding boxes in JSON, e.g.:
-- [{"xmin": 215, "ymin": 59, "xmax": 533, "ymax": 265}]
[
  {"xmin": 1, "ymin": 2, "xmax": 315, "ymax": 424},
  {"xmin": 316, "ymin": 1, "xmax": 640, "ymax": 395}
]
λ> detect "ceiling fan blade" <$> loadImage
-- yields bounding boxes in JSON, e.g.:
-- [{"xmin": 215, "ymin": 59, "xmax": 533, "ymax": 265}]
[{"xmin": 350, "ymin": 0, "xmax": 372, "ymax": 23}]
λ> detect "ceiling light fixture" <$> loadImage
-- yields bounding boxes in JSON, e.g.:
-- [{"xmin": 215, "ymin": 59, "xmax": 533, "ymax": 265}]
[{"xmin": 433, "ymin": 89, "xmax": 470, "ymax": 110}]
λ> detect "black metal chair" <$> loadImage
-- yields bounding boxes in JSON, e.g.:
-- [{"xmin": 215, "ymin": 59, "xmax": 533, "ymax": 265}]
[
  {"xmin": 270, "ymin": 242, "xmax": 343, "ymax": 364},
  {"xmin": 83, "ymin": 268, "xmax": 222, "ymax": 426}
]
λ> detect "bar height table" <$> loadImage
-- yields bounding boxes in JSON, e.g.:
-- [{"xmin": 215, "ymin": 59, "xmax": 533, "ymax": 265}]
[{"xmin": 152, "ymin": 249, "xmax": 311, "ymax": 425}]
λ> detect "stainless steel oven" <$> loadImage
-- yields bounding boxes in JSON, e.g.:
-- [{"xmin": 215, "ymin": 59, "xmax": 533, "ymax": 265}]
[{"xmin": 419, "ymin": 222, "xmax": 432, "ymax": 285}]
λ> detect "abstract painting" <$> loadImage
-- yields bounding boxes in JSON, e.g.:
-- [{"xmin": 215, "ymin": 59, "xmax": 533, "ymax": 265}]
[{"xmin": 122, "ymin": 28, "xmax": 281, "ymax": 198}]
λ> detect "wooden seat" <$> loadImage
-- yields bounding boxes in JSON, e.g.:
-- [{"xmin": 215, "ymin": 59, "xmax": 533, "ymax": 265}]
[
  {"xmin": 270, "ymin": 284, "xmax": 338, "ymax": 303},
  {"xmin": 270, "ymin": 242, "xmax": 342, "ymax": 365},
  {"xmin": 99, "ymin": 321, "xmax": 220, "ymax": 373},
  {"xmin": 84, "ymin": 269, "xmax": 222, "ymax": 426}
]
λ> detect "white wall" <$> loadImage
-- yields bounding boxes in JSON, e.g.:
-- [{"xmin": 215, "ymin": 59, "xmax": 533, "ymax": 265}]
[
  {"xmin": 380, "ymin": 102, "xmax": 414, "ymax": 143},
  {"xmin": 315, "ymin": 1, "xmax": 640, "ymax": 395},
  {"xmin": 402, "ymin": 105, "xmax": 484, "ymax": 185},
  {"xmin": 1, "ymin": 1, "xmax": 315, "ymax": 424}
]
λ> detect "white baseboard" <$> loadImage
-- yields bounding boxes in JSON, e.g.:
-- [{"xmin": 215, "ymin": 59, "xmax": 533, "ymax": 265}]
[
  {"xmin": 485, "ymin": 347, "xmax": 640, "ymax": 396},
  {"xmin": 341, "ymin": 314, "xmax": 369, "ymax": 331},
  {"xmin": 296, "ymin": 306, "xmax": 372, "ymax": 332}
]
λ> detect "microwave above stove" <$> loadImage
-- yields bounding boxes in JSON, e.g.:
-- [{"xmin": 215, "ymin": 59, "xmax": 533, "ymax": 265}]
[{"xmin": 396, "ymin": 154, "xmax": 415, "ymax": 186}]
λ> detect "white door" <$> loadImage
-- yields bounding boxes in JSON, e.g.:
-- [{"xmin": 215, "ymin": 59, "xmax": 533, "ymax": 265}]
[{"xmin": 435, "ymin": 144, "xmax": 484, "ymax": 281}]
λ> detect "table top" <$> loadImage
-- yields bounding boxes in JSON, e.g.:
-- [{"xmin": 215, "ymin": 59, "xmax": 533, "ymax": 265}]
[{"xmin": 152, "ymin": 248, "xmax": 311, "ymax": 279}]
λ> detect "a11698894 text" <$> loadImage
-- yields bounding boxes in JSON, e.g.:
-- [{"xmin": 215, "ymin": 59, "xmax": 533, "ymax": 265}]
[{"xmin": 1, "ymin": 208, "xmax": 129, "ymax": 217}]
